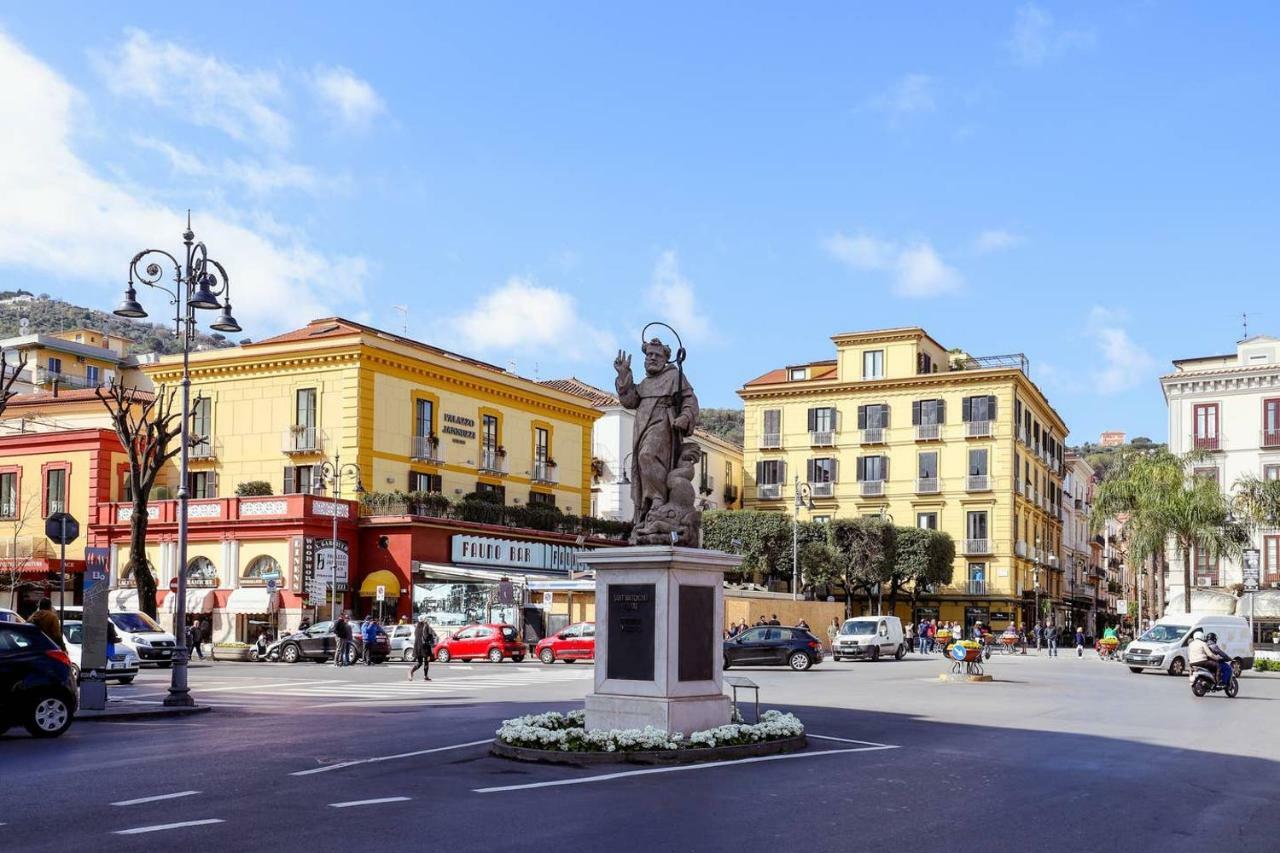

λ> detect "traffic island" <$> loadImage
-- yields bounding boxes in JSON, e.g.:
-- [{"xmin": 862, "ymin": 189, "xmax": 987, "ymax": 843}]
[
  {"xmin": 76, "ymin": 703, "xmax": 213, "ymax": 722},
  {"xmin": 490, "ymin": 709, "xmax": 807, "ymax": 766}
]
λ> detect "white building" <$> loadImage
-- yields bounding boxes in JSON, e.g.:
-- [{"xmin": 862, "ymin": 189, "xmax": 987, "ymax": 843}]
[
  {"xmin": 539, "ymin": 378, "xmax": 744, "ymax": 523},
  {"xmin": 1161, "ymin": 334, "xmax": 1280, "ymax": 600},
  {"xmin": 1062, "ymin": 455, "xmax": 1100, "ymax": 634}
]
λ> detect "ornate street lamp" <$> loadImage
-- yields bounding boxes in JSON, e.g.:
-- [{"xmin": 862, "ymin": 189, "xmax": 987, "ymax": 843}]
[
  {"xmin": 792, "ymin": 477, "xmax": 814, "ymax": 601},
  {"xmin": 314, "ymin": 456, "xmax": 364, "ymax": 623},
  {"xmin": 115, "ymin": 213, "xmax": 241, "ymax": 708}
]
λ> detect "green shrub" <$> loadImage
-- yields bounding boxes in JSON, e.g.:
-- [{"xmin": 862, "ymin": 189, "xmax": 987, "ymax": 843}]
[{"xmin": 236, "ymin": 481, "xmax": 273, "ymax": 496}]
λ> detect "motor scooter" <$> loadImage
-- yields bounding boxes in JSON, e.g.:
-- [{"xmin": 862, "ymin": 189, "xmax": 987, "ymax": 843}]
[{"xmin": 1190, "ymin": 659, "xmax": 1239, "ymax": 698}]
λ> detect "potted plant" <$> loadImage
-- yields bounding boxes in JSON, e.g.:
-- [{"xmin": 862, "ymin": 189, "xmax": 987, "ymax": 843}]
[
  {"xmin": 212, "ymin": 642, "xmax": 252, "ymax": 661},
  {"xmin": 496, "ymin": 445, "xmax": 507, "ymax": 458}
]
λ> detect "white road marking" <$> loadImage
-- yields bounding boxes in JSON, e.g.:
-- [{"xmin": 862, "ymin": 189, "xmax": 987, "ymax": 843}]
[
  {"xmin": 807, "ymin": 734, "xmax": 895, "ymax": 747},
  {"xmin": 290, "ymin": 739, "xmax": 493, "ymax": 776},
  {"xmin": 126, "ymin": 680, "xmax": 340, "ymax": 700},
  {"xmin": 473, "ymin": 744, "xmax": 901, "ymax": 793},
  {"xmin": 329, "ymin": 797, "xmax": 411, "ymax": 808},
  {"xmin": 113, "ymin": 819, "xmax": 224, "ymax": 835},
  {"xmin": 111, "ymin": 791, "xmax": 201, "ymax": 806}
]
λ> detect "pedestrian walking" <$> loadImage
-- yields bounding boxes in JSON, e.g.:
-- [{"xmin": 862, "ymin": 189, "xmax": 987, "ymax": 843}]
[
  {"xmin": 334, "ymin": 614, "xmax": 352, "ymax": 666},
  {"xmin": 756, "ymin": 615, "xmax": 767, "ymax": 626},
  {"xmin": 29, "ymin": 598, "xmax": 64, "ymax": 649},
  {"xmin": 361, "ymin": 615, "xmax": 378, "ymax": 665},
  {"xmin": 1045, "ymin": 622, "xmax": 1060, "ymax": 657},
  {"xmin": 1033, "ymin": 623, "xmax": 1043, "ymax": 653},
  {"xmin": 768, "ymin": 614, "xmax": 781, "ymax": 626},
  {"xmin": 1075, "ymin": 626, "xmax": 1086, "ymax": 657},
  {"xmin": 187, "ymin": 621, "xmax": 205, "ymax": 660},
  {"xmin": 407, "ymin": 613, "xmax": 436, "ymax": 681}
]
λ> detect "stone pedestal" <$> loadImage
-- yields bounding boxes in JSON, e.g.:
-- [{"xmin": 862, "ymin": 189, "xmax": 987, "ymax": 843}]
[{"xmin": 580, "ymin": 546, "xmax": 739, "ymax": 736}]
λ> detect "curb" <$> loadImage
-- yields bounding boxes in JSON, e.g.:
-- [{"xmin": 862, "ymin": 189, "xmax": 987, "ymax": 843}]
[
  {"xmin": 490, "ymin": 733, "xmax": 807, "ymax": 767},
  {"xmin": 76, "ymin": 704, "xmax": 214, "ymax": 722}
]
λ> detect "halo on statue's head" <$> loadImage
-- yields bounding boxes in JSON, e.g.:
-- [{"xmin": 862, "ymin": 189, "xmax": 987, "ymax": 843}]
[{"xmin": 641, "ymin": 321, "xmax": 685, "ymax": 365}]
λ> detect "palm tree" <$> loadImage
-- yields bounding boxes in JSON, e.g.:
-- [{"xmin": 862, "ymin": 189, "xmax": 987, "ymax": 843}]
[
  {"xmin": 1233, "ymin": 474, "xmax": 1280, "ymax": 529},
  {"xmin": 1093, "ymin": 448, "xmax": 1249, "ymax": 614}
]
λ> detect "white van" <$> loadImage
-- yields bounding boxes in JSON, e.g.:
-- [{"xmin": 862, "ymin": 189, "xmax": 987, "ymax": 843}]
[
  {"xmin": 1123, "ymin": 614, "xmax": 1254, "ymax": 676},
  {"xmin": 832, "ymin": 615, "xmax": 906, "ymax": 661},
  {"xmin": 107, "ymin": 610, "xmax": 179, "ymax": 668}
]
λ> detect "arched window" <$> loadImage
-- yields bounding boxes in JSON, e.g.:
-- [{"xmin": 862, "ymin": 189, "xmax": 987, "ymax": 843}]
[
  {"xmin": 186, "ymin": 557, "xmax": 218, "ymax": 588},
  {"xmin": 242, "ymin": 555, "xmax": 280, "ymax": 585}
]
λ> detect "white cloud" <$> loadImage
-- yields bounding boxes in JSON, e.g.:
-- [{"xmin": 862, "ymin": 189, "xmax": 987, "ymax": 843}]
[
  {"xmin": 647, "ymin": 251, "xmax": 713, "ymax": 342},
  {"xmin": 973, "ymin": 228, "xmax": 1024, "ymax": 254},
  {"xmin": 0, "ymin": 30, "xmax": 365, "ymax": 334},
  {"xmin": 450, "ymin": 277, "xmax": 614, "ymax": 360},
  {"xmin": 133, "ymin": 136, "xmax": 324, "ymax": 195},
  {"xmin": 1008, "ymin": 4, "xmax": 1096, "ymax": 68},
  {"xmin": 823, "ymin": 232, "xmax": 963, "ymax": 298},
  {"xmin": 311, "ymin": 65, "xmax": 385, "ymax": 130},
  {"xmin": 1088, "ymin": 306, "xmax": 1155, "ymax": 394},
  {"xmin": 868, "ymin": 73, "xmax": 937, "ymax": 124},
  {"xmin": 94, "ymin": 29, "xmax": 290, "ymax": 148}
]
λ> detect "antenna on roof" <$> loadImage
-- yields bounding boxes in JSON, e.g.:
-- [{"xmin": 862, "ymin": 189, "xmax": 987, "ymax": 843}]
[{"xmin": 393, "ymin": 305, "xmax": 408, "ymax": 336}]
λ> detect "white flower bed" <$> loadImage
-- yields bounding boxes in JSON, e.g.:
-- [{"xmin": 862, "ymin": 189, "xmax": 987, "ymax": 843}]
[{"xmin": 496, "ymin": 709, "xmax": 803, "ymax": 753}]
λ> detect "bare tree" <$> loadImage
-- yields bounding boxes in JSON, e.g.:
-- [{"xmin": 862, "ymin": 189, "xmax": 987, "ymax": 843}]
[
  {"xmin": 96, "ymin": 381, "xmax": 183, "ymax": 618},
  {"xmin": 0, "ymin": 350, "xmax": 28, "ymax": 418},
  {"xmin": 0, "ymin": 486, "xmax": 44, "ymax": 611}
]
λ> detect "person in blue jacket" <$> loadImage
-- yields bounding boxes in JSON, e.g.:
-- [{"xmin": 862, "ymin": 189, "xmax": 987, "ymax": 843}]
[{"xmin": 361, "ymin": 615, "xmax": 379, "ymax": 665}]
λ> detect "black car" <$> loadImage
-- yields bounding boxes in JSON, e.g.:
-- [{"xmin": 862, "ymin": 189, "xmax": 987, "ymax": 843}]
[
  {"xmin": 271, "ymin": 620, "xmax": 390, "ymax": 664},
  {"xmin": 0, "ymin": 622, "xmax": 78, "ymax": 738},
  {"xmin": 723, "ymin": 626, "xmax": 824, "ymax": 671}
]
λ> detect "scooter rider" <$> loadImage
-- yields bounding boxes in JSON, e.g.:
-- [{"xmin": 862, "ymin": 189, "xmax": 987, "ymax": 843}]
[{"xmin": 1188, "ymin": 631, "xmax": 1232, "ymax": 685}]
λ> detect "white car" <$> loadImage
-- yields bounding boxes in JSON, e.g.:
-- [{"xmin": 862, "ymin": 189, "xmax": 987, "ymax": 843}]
[
  {"xmin": 108, "ymin": 611, "xmax": 179, "ymax": 668},
  {"xmin": 61, "ymin": 620, "xmax": 139, "ymax": 683},
  {"xmin": 832, "ymin": 615, "xmax": 907, "ymax": 661},
  {"xmin": 0, "ymin": 608, "xmax": 25, "ymax": 623},
  {"xmin": 1123, "ymin": 614, "xmax": 1254, "ymax": 676}
]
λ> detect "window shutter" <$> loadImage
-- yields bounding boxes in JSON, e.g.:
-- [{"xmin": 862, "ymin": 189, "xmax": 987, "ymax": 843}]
[
  {"xmin": 912, "ymin": 400, "xmax": 921, "ymax": 426},
  {"xmin": 209, "ymin": 472, "xmax": 219, "ymax": 498},
  {"xmin": 831, "ymin": 458, "xmax": 839, "ymax": 483},
  {"xmin": 937, "ymin": 399, "xmax": 946, "ymax": 424},
  {"xmin": 881, "ymin": 404, "xmax": 890, "ymax": 427},
  {"xmin": 755, "ymin": 461, "xmax": 764, "ymax": 484},
  {"xmin": 283, "ymin": 467, "xmax": 295, "ymax": 495},
  {"xmin": 781, "ymin": 460, "xmax": 787, "ymax": 485},
  {"xmin": 857, "ymin": 406, "xmax": 866, "ymax": 429},
  {"xmin": 988, "ymin": 395, "xmax": 997, "ymax": 420},
  {"xmin": 807, "ymin": 408, "xmax": 817, "ymax": 432},
  {"xmin": 806, "ymin": 458, "xmax": 815, "ymax": 483},
  {"xmin": 962, "ymin": 396, "xmax": 972, "ymax": 422},
  {"xmin": 883, "ymin": 455, "xmax": 889, "ymax": 482},
  {"xmin": 856, "ymin": 457, "xmax": 865, "ymax": 482}
]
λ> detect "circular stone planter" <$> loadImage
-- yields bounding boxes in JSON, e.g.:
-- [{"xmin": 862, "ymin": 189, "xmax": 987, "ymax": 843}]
[
  {"xmin": 491, "ymin": 733, "xmax": 807, "ymax": 766},
  {"xmin": 212, "ymin": 647, "xmax": 252, "ymax": 661},
  {"xmin": 937, "ymin": 672, "xmax": 994, "ymax": 683}
]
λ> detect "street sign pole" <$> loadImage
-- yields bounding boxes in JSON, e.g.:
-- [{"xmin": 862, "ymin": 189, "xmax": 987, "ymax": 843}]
[{"xmin": 59, "ymin": 516, "xmax": 67, "ymax": 625}]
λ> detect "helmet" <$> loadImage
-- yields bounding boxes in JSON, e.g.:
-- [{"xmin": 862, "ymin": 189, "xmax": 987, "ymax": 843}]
[{"xmin": 1205, "ymin": 632, "xmax": 1218, "ymax": 643}]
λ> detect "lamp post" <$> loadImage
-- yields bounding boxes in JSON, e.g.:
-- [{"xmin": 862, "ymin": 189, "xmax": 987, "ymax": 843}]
[
  {"xmin": 315, "ymin": 455, "xmax": 363, "ymax": 622},
  {"xmin": 115, "ymin": 213, "xmax": 241, "ymax": 708},
  {"xmin": 875, "ymin": 509, "xmax": 894, "ymax": 615},
  {"xmin": 792, "ymin": 476, "xmax": 813, "ymax": 602}
]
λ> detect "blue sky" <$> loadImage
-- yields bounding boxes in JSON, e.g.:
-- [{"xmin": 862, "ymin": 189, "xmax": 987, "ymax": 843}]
[{"xmin": 1, "ymin": 3, "xmax": 1277, "ymax": 442}]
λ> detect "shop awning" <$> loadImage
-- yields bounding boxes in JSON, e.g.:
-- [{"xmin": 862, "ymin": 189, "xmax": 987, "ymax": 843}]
[
  {"xmin": 358, "ymin": 570, "xmax": 403, "ymax": 598},
  {"xmin": 1164, "ymin": 590, "xmax": 1237, "ymax": 616},
  {"xmin": 412, "ymin": 561, "xmax": 564, "ymax": 585},
  {"xmin": 158, "ymin": 589, "xmax": 217, "ymax": 613},
  {"xmin": 225, "ymin": 588, "xmax": 273, "ymax": 614},
  {"xmin": 1242, "ymin": 591, "xmax": 1280, "ymax": 619},
  {"xmin": 525, "ymin": 579, "xmax": 596, "ymax": 592},
  {"xmin": 109, "ymin": 589, "xmax": 140, "ymax": 611}
]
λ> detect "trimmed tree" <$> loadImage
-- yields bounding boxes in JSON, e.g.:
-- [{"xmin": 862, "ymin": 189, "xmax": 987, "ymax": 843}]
[
  {"xmin": 96, "ymin": 382, "xmax": 183, "ymax": 619},
  {"xmin": 702, "ymin": 509, "xmax": 825, "ymax": 586},
  {"xmin": 894, "ymin": 527, "xmax": 956, "ymax": 614},
  {"xmin": 828, "ymin": 517, "xmax": 897, "ymax": 617}
]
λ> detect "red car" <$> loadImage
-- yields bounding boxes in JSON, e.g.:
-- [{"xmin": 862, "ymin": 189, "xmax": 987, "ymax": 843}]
[
  {"xmin": 433, "ymin": 623, "xmax": 525, "ymax": 663},
  {"xmin": 536, "ymin": 622, "xmax": 595, "ymax": 664}
]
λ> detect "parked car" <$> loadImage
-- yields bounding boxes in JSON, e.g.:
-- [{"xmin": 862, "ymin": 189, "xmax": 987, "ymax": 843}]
[
  {"xmin": 1124, "ymin": 614, "xmax": 1254, "ymax": 676},
  {"xmin": 385, "ymin": 623, "xmax": 416, "ymax": 661},
  {"xmin": 723, "ymin": 626, "xmax": 824, "ymax": 671},
  {"xmin": 0, "ymin": 608, "xmax": 25, "ymax": 623},
  {"xmin": 0, "ymin": 621, "xmax": 78, "ymax": 737},
  {"xmin": 536, "ymin": 622, "xmax": 596, "ymax": 664},
  {"xmin": 108, "ymin": 611, "xmax": 179, "ymax": 668},
  {"xmin": 831, "ymin": 615, "xmax": 908, "ymax": 661},
  {"xmin": 271, "ymin": 620, "xmax": 390, "ymax": 664},
  {"xmin": 61, "ymin": 621, "xmax": 139, "ymax": 684},
  {"xmin": 433, "ymin": 623, "xmax": 525, "ymax": 663}
]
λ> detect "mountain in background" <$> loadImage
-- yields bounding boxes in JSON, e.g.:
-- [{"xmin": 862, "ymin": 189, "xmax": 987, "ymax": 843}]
[
  {"xmin": 700, "ymin": 407, "xmax": 744, "ymax": 446},
  {"xmin": 0, "ymin": 290, "xmax": 241, "ymax": 355},
  {"xmin": 1071, "ymin": 436, "xmax": 1166, "ymax": 479}
]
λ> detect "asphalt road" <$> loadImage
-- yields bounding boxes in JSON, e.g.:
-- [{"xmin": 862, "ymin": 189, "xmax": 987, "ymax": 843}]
[{"xmin": 3, "ymin": 650, "xmax": 1279, "ymax": 852}]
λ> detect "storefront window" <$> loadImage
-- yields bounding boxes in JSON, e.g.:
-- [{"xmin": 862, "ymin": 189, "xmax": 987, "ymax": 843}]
[
  {"xmin": 413, "ymin": 580, "xmax": 517, "ymax": 628},
  {"xmin": 187, "ymin": 557, "xmax": 218, "ymax": 588},
  {"xmin": 242, "ymin": 555, "xmax": 280, "ymax": 586}
]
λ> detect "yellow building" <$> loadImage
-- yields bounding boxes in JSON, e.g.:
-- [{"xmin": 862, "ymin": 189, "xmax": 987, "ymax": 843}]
[
  {"xmin": 0, "ymin": 327, "xmax": 132, "ymax": 392},
  {"xmin": 739, "ymin": 327, "xmax": 1070, "ymax": 630}
]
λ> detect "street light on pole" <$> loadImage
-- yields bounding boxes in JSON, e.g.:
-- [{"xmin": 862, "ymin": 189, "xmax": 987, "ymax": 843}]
[
  {"xmin": 115, "ymin": 213, "xmax": 242, "ymax": 708},
  {"xmin": 792, "ymin": 476, "xmax": 813, "ymax": 602},
  {"xmin": 314, "ymin": 455, "xmax": 363, "ymax": 622}
]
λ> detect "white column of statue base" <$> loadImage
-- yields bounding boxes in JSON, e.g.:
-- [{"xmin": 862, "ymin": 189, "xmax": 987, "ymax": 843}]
[{"xmin": 582, "ymin": 546, "xmax": 740, "ymax": 736}]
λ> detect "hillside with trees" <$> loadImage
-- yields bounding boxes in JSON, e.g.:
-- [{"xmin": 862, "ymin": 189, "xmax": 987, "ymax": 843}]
[
  {"xmin": 1071, "ymin": 436, "xmax": 1165, "ymax": 479},
  {"xmin": 699, "ymin": 407, "xmax": 744, "ymax": 446}
]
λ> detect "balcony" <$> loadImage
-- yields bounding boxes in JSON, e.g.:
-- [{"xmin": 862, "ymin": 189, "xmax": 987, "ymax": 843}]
[
  {"xmin": 966, "ymin": 420, "xmax": 993, "ymax": 438},
  {"xmin": 1048, "ymin": 553, "xmax": 1060, "ymax": 569},
  {"xmin": 964, "ymin": 538, "xmax": 991, "ymax": 555},
  {"xmin": 809, "ymin": 481, "xmax": 834, "ymax": 498},
  {"xmin": 966, "ymin": 580, "xmax": 988, "ymax": 595},
  {"xmin": 1263, "ymin": 429, "xmax": 1280, "ymax": 449},
  {"xmin": 757, "ymin": 483, "xmax": 782, "ymax": 500},
  {"xmin": 189, "ymin": 435, "xmax": 216, "ymax": 460},
  {"xmin": 1016, "ymin": 540, "xmax": 1028, "ymax": 558},
  {"xmin": 860, "ymin": 480, "xmax": 885, "ymax": 497},
  {"xmin": 0, "ymin": 536, "xmax": 54, "ymax": 560},
  {"xmin": 532, "ymin": 462, "xmax": 558, "ymax": 485},
  {"xmin": 915, "ymin": 477, "xmax": 939, "ymax": 494},
  {"xmin": 955, "ymin": 352, "xmax": 1029, "ymax": 376},
  {"xmin": 723, "ymin": 484, "xmax": 739, "ymax": 504},
  {"xmin": 809, "ymin": 430, "xmax": 836, "ymax": 447},
  {"xmin": 966, "ymin": 475, "xmax": 990, "ymax": 491},
  {"xmin": 283, "ymin": 427, "xmax": 323, "ymax": 454},
  {"xmin": 1018, "ymin": 426, "xmax": 1030, "ymax": 445},
  {"xmin": 411, "ymin": 435, "xmax": 444, "ymax": 463},
  {"xmin": 914, "ymin": 423, "xmax": 941, "ymax": 441},
  {"xmin": 860, "ymin": 427, "xmax": 886, "ymax": 444},
  {"xmin": 30, "ymin": 366, "xmax": 108, "ymax": 390},
  {"xmin": 759, "ymin": 433, "xmax": 782, "ymax": 449},
  {"xmin": 479, "ymin": 448, "xmax": 509, "ymax": 476},
  {"xmin": 1192, "ymin": 434, "xmax": 1221, "ymax": 452}
]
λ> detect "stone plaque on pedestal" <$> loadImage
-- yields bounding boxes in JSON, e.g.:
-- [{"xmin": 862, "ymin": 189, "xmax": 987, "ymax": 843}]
[{"xmin": 581, "ymin": 545, "xmax": 740, "ymax": 736}]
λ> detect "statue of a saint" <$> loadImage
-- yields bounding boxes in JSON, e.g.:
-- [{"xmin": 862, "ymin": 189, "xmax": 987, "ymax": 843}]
[{"xmin": 614, "ymin": 337, "xmax": 701, "ymax": 545}]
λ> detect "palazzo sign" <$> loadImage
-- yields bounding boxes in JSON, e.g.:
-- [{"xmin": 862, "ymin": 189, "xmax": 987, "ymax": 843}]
[
  {"xmin": 451, "ymin": 534, "xmax": 592, "ymax": 575},
  {"xmin": 441, "ymin": 413, "xmax": 477, "ymax": 441}
]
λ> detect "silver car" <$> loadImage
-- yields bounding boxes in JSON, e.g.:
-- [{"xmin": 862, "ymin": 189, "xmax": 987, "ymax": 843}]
[{"xmin": 385, "ymin": 623, "xmax": 416, "ymax": 660}]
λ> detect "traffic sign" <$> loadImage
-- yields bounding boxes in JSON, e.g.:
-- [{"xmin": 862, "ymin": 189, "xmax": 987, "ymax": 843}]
[
  {"xmin": 542, "ymin": 590, "xmax": 554, "ymax": 607},
  {"xmin": 169, "ymin": 577, "xmax": 179, "ymax": 593},
  {"xmin": 266, "ymin": 578, "xmax": 278, "ymax": 594},
  {"xmin": 261, "ymin": 570, "xmax": 281, "ymax": 582},
  {"xmin": 45, "ymin": 512, "xmax": 79, "ymax": 545},
  {"xmin": 375, "ymin": 584, "xmax": 386, "ymax": 602},
  {"xmin": 1243, "ymin": 548, "xmax": 1261, "ymax": 591}
]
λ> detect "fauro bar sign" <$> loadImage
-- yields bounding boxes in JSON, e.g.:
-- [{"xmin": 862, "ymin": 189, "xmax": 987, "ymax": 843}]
[{"xmin": 451, "ymin": 534, "xmax": 592, "ymax": 575}]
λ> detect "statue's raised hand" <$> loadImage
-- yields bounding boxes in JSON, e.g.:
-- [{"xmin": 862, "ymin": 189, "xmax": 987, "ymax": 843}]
[{"xmin": 614, "ymin": 350, "xmax": 632, "ymax": 376}]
